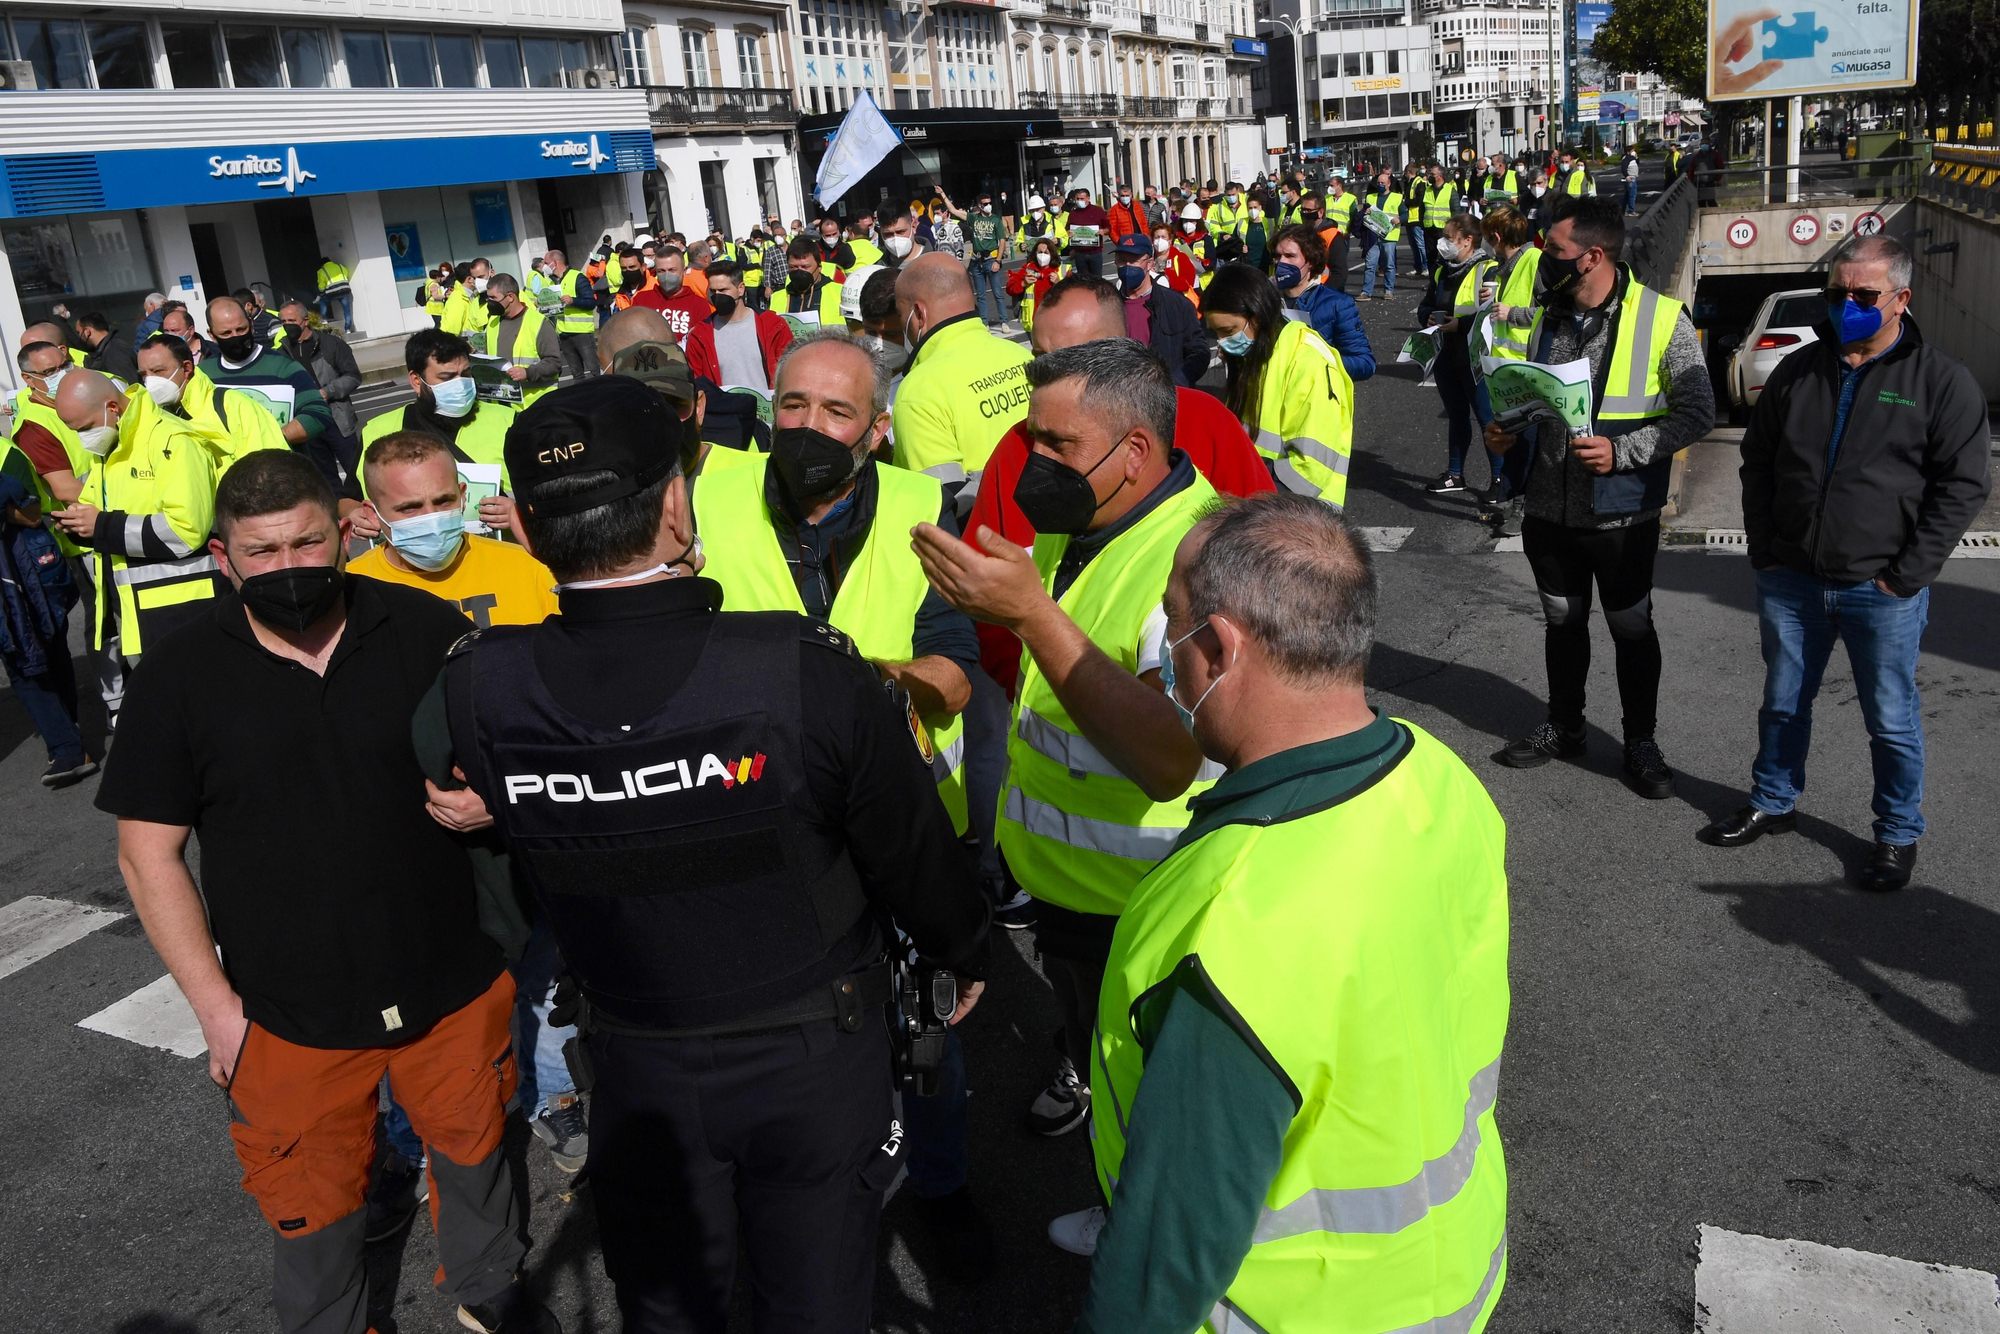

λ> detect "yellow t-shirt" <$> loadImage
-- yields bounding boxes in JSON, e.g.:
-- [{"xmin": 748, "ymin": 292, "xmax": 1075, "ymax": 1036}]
[{"xmin": 349, "ymin": 533, "xmax": 561, "ymax": 628}]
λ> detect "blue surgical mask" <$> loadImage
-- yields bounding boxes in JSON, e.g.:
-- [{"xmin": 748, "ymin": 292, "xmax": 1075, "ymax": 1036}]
[
  {"xmin": 384, "ymin": 507, "xmax": 466, "ymax": 571},
  {"xmin": 1118, "ymin": 264, "xmax": 1148, "ymax": 293},
  {"xmin": 1272, "ymin": 261, "xmax": 1304, "ymax": 289},
  {"xmin": 1158, "ymin": 620, "xmax": 1227, "ymax": 735},
  {"xmin": 429, "ymin": 375, "xmax": 478, "ymax": 418},
  {"xmin": 1218, "ymin": 330, "xmax": 1254, "ymax": 357},
  {"xmin": 1828, "ymin": 296, "xmax": 1885, "ymax": 346}
]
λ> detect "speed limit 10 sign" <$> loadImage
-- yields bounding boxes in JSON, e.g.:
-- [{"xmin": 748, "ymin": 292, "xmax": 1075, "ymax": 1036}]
[{"xmin": 1726, "ymin": 218, "xmax": 1758, "ymax": 248}]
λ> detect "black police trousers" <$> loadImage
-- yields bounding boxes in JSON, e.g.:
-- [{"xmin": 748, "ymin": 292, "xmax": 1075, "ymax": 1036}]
[{"xmin": 587, "ymin": 1012, "xmax": 901, "ymax": 1333}]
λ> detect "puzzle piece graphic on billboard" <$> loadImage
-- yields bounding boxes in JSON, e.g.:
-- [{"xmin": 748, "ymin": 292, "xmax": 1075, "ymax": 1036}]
[{"xmin": 1760, "ymin": 12, "xmax": 1829, "ymax": 60}]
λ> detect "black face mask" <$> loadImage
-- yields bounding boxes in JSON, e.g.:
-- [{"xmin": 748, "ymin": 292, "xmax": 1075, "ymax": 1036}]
[
  {"xmin": 485, "ymin": 299, "xmax": 509, "ymax": 320},
  {"xmin": 1537, "ymin": 248, "xmax": 1588, "ymax": 306},
  {"xmin": 787, "ymin": 269, "xmax": 814, "ymax": 294},
  {"xmin": 238, "ymin": 565, "xmax": 343, "ymax": 632},
  {"xmin": 215, "ymin": 333, "xmax": 257, "ymax": 362},
  {"xmin": 282, "ymin": 323, "xmax": 308, "ymax": 345},
  {"xmin": 710, "ymin": 292, "xmax": 738, "ymax": 321},
  {"xmin": 1012, "ymin": 436, "xmax": 1128, "ymax": 536},
  {"xmin": 771, "ymin": 424, "xmax": 867, "ymax": 503}
]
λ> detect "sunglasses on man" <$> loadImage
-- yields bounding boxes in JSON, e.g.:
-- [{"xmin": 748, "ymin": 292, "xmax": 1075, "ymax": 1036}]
[{"xmin": 1823, "ymin": 285, "xmax": 1902, "ymax": 308}]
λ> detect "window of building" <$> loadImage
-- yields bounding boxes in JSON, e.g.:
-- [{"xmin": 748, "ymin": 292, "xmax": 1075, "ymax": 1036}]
[
  {"xmin": 755, "ymin": 157, "xmax": 782, "ymax": 220},
  {"xmin": 1386, "ymin": 48, "xmax": 1399, "ymax": 72},
  {"xmin": 1345, "ymin": 95, "xmax": 1364, "ymax": 119},
  {"xmin": 1171, "ymin": 55, "xmax": 1188, "ymax": 97},
  {"xmin": 389, "ymin": 31, "xmax": 436, "ymax": 87},
  {"xmin": 737, "ymin": 32, "xmax": 765, "ymax": 87},
  {"xmin": 12, "ymin": 17, "xmax": 90, "ymax": 90},
  {"xmin": 1014, "ymin": 44, "xmax": 1029, "ymax": 89},
  {"xmin": 1342, "ymin": 52, "xmax": 1359, "ymax": 76},
  {"xmin": 161, "ymin": 24, "xmax": 223, "ymax": 88},
  {"xmin": 1367, "ymin": 92, "xmax": 1387, "ymax": 117},
  {"xmin": 1042, "ymin": 47, "xmax": 1056, "ymax": 93},
  {"xmin": 227, "ymin": 26, "xmax": 286, "ymax": 88},
  {"xmin": 682, "ymin": 28, "xmax": 711, "ymax": 86},
  {"xmin": 342, "ymin": 30, "xmax": 392, "ymax": 87},
  {"xmin": 84, "ymin": 21, "xmax": 151, "ymax": 88},
  {"xmin": 485, "ymin": 36, "xmax": 525, "ymax": 86},
  {"xmin": 622, "ymin": 26, "xmax": 652, "ymax": 84},
  {"xmin": 1321, "ymin": 97, "xmax": 1343, "ymax": 121},
  {"xmin": 1319, "ymin": 54, "xmax": 1336, "ymax": 77},
  {"xmin": 1363, "ymin": 51, "xmax": 1374, "ymax": 74},
  {"xmin": 435, "ymin": 32, "xmax": 479, "ymax": 87},
  {"xmin": 283, "ymin": 28, "xmax": 332, "ymax": 88},
  {"xmin": 1390, "ymin": 90, "xmax": 1408, "ymax": 115},
  {"xmin": 523, "ymin": 37, "xmax": 564, "ymax": 87}
]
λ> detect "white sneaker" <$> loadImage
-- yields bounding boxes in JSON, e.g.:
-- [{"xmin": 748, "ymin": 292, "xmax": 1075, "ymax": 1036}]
[{"xmin": 1049, "ymin": 1205, "xmax": 1107, "ymax": 1256}]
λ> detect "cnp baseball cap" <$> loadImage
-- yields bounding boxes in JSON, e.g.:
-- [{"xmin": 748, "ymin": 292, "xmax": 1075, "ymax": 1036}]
[{"xmin": 505, "ymin": 376, "xmax": 682, "ymax": 519}]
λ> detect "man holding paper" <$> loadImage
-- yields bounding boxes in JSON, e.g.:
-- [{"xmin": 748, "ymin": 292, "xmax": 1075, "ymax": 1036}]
[{"xmin": 1484, "ymin": 196, "xmax": 1713, "ymax": 799}]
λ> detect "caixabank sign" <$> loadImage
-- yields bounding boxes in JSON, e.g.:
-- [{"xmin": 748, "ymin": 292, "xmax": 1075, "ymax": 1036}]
[{"xmin": 0, "ymin": 130, "xmax": 658, "ymax": 220}]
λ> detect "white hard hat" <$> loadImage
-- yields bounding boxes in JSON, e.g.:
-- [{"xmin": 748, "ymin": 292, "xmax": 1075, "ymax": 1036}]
[
  {"xmin": 841, "ymin": 265, "xmax": 884, "ymax": 323},
  {"xmin": 1180, "ymin": 203, "xmax": 1202, "ymax": 220},
  {"xmin": 1027, "ymin": 195, "xmax": 1047, "ymax": 211},
  {"xmin": 634, "ymin": 233, "xmax": 656, "ymax": 247}
]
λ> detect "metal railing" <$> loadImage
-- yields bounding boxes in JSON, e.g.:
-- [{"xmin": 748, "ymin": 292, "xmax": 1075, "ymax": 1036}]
[
  {"xmin": 1018, "ymin": 91, "xmax": 1122, "ymax": 115},
  {"xmin": 1625, "ymin": 174, "xmax": 1696, "ymax": 296},
  {"xmin": 1698, "ymin": 154, "xmax": 1923, "ymax": 206},
  {"xmin": 1924, "ymin": 145, "xmax": 2000, "ymax": 221},
  {"xmin": 642, "ymin": 85, "xmax": 795, "ymax": 127},
  {"xmin": 1127, "ymin": 95, "xmax": 1174, "ymax": 117}
]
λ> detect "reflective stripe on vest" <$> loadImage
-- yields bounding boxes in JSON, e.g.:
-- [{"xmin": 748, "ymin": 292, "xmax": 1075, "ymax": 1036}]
[
  {"xmin": 1251, "ymin": 321, "xmax": 1355, "ymax": 509},
  {"xmin": 694, "ymin": 455, "xmax": 968, "ymax": 834},
  {"xmin": 997, "ymin": 474, "xmax": 1219, "ymax": 915},
  {"xmin": 1451, "ymin": 259, "xmax": 1495, "ymax": 318},
  {"xmin": 80, "ymin": 395, "xmax": 218, "ymax": 654},
  {"xmin": 1526, "ymin": 271, "xmax": 1680, "ymax": 420},
  {"xmin": 1210, "ymin": 1236, "xmax": 1507, "ymax": 1334},
  {"xmin": 1487, "ymin": 248, "xmax": 1540, "ymax": 360},
  {"xmin": 497, "ymin": 308, "xmax": 554, "ymax": 406},
  {"xmin": 1327, "ymin": 194, "xmax": 1360, "ymax": 229}
]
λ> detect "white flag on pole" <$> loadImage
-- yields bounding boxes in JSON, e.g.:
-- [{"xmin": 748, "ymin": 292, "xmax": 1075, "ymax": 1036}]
[{"xmin": 815, "ymin": 91, "xmax": 904, "ymax": 207}]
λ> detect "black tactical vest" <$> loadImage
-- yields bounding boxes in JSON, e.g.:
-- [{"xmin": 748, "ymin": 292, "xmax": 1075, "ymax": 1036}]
[{"xmin": 459, "ymin": 611, "xmax": 872, "ymax": 1030}]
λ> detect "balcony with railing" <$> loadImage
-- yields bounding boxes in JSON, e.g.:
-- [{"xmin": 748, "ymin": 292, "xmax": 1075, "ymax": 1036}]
[
  {"xmin": 642, "ymin": 84, "xmax": 795, "ymax": 130},
  {"xmin": 1018, "ymin": 91, "xmax": 1123, "ymax": 115}
]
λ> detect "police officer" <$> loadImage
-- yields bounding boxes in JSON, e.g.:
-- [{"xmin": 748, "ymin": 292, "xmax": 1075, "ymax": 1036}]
[
  {"xmin": 1075, "ymin": 493, "xmax": 1511, "ymax": 1328},
  {"xmin": 890, "ymin": 254, "xmax": 1030, "ymax": 502},
  {"xmin": 440, "ymin": 376, "xmax": 991, "ymax": 1331}
]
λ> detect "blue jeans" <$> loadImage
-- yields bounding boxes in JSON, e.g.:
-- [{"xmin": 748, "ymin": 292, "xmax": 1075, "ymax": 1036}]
[
  {"xmin": 1407, "ymin": 223, "xmax": 1427, "ymax": 274},
  {"xmin": 1361, "ymin": 240, "xmax": 1396, "ymax": 295},
  {"xmin": 4, "ymin": 643, "xmax": 84, "ymax": 768},
  {"xmin": 1623, "ymin": 180, "xmax": 1639, "ymax": 213},
  {"xmin": 1750, "ymin": 566, "xmax": 1930, "ymax": 844},
  {"xmin": 509, "ymin": 915, "xmax": 578, "ymax": 1113},
  {"xmin": 316, "ymin": 290, "xmax": 352, "ymax": 332},
  {"xmin": 902, "ymin": 1027, "xmax": 969, "ymax": 1199},
  {"xmin": 970, "ymin": 257, "xmax": 1010, "ymax": 325}
]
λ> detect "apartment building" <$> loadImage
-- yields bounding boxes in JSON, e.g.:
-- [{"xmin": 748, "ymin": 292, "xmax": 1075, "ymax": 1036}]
[
  {"xmin": 1255, "ymin": 0, "xmax": 1433, "ymax": 166},
  {"xmin": 0, "ymin": 0, "xmax": 654, "ymax": 363},
  {"xmin": 1424, "ymin": 0, "xmax": 1563, "ymax": 160}
]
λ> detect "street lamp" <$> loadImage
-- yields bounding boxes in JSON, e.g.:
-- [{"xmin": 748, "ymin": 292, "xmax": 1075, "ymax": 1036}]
[{"xmin": 1257, "ymin": 12, "xmax": 1308, "ymax": 174}]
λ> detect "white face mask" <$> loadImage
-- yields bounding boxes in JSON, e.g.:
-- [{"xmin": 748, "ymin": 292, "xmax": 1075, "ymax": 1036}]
[
  {"xmin": 144, "ymin": 373, "xmax": 185, "ymax": 408},
  {"xmin": 643, "ymin": 256, "xmax": 656, "ymax": 268},
  {"xmin": 1035, "ymin": 250, "xmax": 1053, "ymax": 265},
  {"xmin": 1249, "ymin": 208, "xmax": 1263, "ymax": 220},
  {"xmin": 78, "ymin": 410, "xmax": 119, "ymax": 456},
  {"xmin": 1154, "ymin": 237, "xmax": 1171, "ymax": 254},
  {"xmin": 1181, "ymin": 221, "xmax": 1198, "ymax": 234},
  {"xmin": 472, "ymin": 276, "xmax": 489, "ymax": 293},
  {"xmin": 1433, "ymin": 238, "xmax": 1460, "ymax": 263},
  {"xmin": 884, "ymin": 234, "xmax": 914, "ymax": 258}
]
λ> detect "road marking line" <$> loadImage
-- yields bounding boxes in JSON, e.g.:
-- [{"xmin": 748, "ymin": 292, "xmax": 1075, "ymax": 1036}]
[
  {"xmin": 77, "ymin": 974, "xmax": 207, "ymax": 1058},
  {"xmin": 0, "ymin": 895, "xmax": 125, "ymax": 983},
  {"xmin": 1695, "ymin": 1224, "xmax": 2000, "ymax": 1332},
  {"xmin": 1359, "ymin": 526, "xmax": 1413, "ymax": 552}
]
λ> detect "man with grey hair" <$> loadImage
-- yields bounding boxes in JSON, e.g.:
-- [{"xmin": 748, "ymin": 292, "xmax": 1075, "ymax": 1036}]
[
  {"xmin": 1074, "ymin": 491, "xmax": 1512, "ymax": 1331},
  {"xmin": 480, "ymin": 272, "xmax": 561, "ymax": 406},
  {"xmin": 1702, "ymin": 233, "xmax": 1990, "ymax": 889},
  {"xmin": 912, "ymin": 337, "xmax": 1216, "ymax": 1245}
]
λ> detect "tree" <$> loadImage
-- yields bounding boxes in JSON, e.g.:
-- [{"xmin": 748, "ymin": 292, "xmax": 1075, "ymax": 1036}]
[
  {"xmin": 1590, "ymin": 0, "xmax": 1707, "ymax": 101},
  {"xmin": 1914, "ymin": 0, "xmax": 1999, "ymax": 139}
]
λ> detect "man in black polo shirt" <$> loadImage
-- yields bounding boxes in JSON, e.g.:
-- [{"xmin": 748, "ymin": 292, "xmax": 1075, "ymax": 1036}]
[{"xmin": 96, "ymin": 451, "xmax": 556, "ymax": 1334}]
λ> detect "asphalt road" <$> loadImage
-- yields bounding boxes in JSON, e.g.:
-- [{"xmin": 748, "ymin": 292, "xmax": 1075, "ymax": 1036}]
[{"xmin": 3, "ymin": 289, "xmax": 1998, "ymax": 1334}]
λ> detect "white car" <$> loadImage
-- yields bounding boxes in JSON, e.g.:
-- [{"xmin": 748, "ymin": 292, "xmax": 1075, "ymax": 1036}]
[{"xmin": 1728, "ymin": 288, "xmax": 1823, "ymax": 412}]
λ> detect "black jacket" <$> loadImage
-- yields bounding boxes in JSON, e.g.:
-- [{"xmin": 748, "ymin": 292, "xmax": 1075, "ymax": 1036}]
[
  {"xmin": 1741, "ymin": 315, "xmax": 1990, "ymax": 594},
  {"xmin": 1143, "ymin": 282, "xmax": 1207, "ymax": 387},
  {"xmin": 83, "ymin": 328, "xmax": 141, "ymax": 384}
]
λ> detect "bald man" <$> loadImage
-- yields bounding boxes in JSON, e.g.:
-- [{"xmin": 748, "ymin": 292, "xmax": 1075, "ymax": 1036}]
[
  {"xmin": 891, "ymin": 252, "xmax": 1030, "ymax": 502},
  {"xmin": 50, "ymin": 368, "xmax": 218, "ymax": 726},
  {"xmin": 204, "ymin": 296, "xmax": 335, "ymax": 483}
]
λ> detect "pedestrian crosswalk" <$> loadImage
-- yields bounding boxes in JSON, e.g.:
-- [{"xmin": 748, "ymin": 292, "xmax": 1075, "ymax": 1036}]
[
  {"xmin": 0, "ymin": 893, "xmax": 205, "ymax": 1060},
  {"xmin": 1695, "ymin": 1225, "xmax": 2000, "ymax": 1332}
]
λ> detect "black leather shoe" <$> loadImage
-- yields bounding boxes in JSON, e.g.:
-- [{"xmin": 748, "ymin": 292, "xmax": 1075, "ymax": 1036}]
[
  {"xmin": 1858, "ymin": 840, "xmax": 1917, "ymax": 891},
  {"xmin": 1697, "ymin": 804, "xmax": 1796, "ymax": 847},
  {"xmin": 1496, "ymin": 722, "xmax": 1586, "ymax": 769}
]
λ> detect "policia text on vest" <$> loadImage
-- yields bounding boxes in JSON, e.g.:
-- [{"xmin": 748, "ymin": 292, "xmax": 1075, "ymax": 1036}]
[{"xmin": 440, "ymin": 376, "xmax": 990, "ymax": 1329}]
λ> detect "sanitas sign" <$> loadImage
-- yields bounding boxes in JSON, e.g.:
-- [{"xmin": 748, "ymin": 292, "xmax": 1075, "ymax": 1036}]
[{"xmin": 0, "ymin": 129, "xmax": 653, "ymax": 219}]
